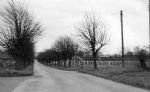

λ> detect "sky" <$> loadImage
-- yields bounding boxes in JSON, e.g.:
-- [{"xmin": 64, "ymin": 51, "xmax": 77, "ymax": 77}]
[{"xmin": 0, "ymin": 0, "xmax": 149, "ymax": 55}]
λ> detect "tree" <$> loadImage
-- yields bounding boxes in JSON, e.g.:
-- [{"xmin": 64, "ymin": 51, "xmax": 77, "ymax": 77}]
[
  {"xmin": 37, "ymin": 49, "xmax": 59, "ymax": 66},
  {"xmin": 119, "ymin": 47, "xmax": 130, "ymax": 56},
  {"xmin": 76, "ymin": 50, "xmax": 85, "ymax": 59},
  {"xmin": 134, "ymin": 47, "xmax": 148, "ymax": 69},
  {"xmin": 0, "ymin": 0, "xmax": 42, "ymax": 69},
  {"xmin": 76, "ymin": 12, "xmax": 109, "ymax": 69},
  {"xmin": 53, "ymin": 36, "xmax": 78, "ymax": 67},
  {"xmin": 125, "ymin": 51, "xmax": 133, "ymax": 56}
]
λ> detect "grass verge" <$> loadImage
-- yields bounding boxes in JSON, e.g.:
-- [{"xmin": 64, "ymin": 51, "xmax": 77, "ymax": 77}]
[{"xmin": 78, "ymin": 67, "xmax": 150, "ymax": 90}]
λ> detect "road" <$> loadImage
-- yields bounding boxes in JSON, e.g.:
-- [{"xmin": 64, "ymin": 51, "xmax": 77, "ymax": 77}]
[{"xmin": 12, "ymin": 61, "xmax": 150, "ymax": 92}]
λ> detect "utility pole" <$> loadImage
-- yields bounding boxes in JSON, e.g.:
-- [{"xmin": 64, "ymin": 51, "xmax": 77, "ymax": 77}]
[
  {"xmin": 120, "ymin": 10, "xmax": 125, "ymax": 67},
  {"xmin": 148, "ymin": 0, "xmax": 150, "ymax": 53}
]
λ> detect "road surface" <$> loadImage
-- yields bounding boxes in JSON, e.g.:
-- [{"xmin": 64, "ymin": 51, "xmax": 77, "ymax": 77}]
[{"xmin": 12, "ymin": 61, "xmax": 150, "ymax": 92}]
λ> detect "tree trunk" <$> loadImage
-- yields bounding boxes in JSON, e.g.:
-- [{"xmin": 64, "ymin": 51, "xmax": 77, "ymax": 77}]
[
  {"xmin": 15, "ymin": 58, "xmax": 20, "ymax": 70},
  {"xmin": 140, "ymin": 59, "xmax": 147, "ymax": 69},
  {"xmin": 64, "ymin": 60, "xmax": 66, "ymax": 67},
  {"xmin": 68, "ymin": 59, "xmax": 71, "ymax": 68},
  {"xmin": 57, "ymin": 60, "xmax": 60, "ymax": 66},
  {"xmin": 93, "ymin": 53, "xmax": 97, "ymax": 69}
]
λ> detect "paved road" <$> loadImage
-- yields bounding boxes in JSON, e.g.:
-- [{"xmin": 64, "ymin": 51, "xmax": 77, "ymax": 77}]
[{"xmin": 12, "ymin": 61, "xmax": 150, "ymax": 92}]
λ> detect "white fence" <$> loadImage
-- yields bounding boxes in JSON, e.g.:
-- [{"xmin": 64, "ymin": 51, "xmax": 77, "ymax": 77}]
[{"xmin": 72, "ymin": 60, "xmax": 150, "ymax": 68}]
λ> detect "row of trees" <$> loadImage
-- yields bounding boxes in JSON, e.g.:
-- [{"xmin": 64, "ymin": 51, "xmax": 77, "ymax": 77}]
[
  {"xmin": 37, "ymin": 13, "xmax": 109, "ymax": 69},
  {"xmin": 37, "ymin": 36, "xmax": 78, "ymax": 67},
  {"xmin": 0, "ymin": 0, "xmax": 109, "ymax": 70}
]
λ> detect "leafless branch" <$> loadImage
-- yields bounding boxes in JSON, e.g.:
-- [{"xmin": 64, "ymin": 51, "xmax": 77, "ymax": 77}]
[{"xmin": 76, "ymin": 12, "xmax": 109, "ymax": 69}]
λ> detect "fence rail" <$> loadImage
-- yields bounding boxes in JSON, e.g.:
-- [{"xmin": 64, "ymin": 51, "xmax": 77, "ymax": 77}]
[{"xmin": 71, "ymin": 60, "xmax": 150, "ymax": 68}]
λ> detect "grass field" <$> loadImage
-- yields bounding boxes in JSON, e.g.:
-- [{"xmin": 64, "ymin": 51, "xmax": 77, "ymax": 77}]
[{"xmin": 78, "ymin": 67, "xmax": 150, "ymax": 90}]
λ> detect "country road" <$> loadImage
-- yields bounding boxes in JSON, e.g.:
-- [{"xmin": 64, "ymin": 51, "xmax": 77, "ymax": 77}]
[{"xmin": 11, "ymin": 61, "xmax": 150, "ymax": 92}]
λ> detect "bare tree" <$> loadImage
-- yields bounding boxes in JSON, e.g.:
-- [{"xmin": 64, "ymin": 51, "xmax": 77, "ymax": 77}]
[
  {"xmin": 0, "ymin": 0, "xmax": 42, "ymax": 69},
  {"xmin": 134, "ymin": 46, "xmax": 148, "ymax": 69},
  {"xmin": 53, "ymin": 36, "xmax": 78, "ymax": 67},
  {"xmin": 37, "ymin": 49, "xmax": 59, "ymax": 66},
  {"xmin": 119, "ymin": 47, "xmax": 131, "ymax": 56},
  {"xmin": 76, "ymin": 13, "xmax": 109, "ymax": 69}
]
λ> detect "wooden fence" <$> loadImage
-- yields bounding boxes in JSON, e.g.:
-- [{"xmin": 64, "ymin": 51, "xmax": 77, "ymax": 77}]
[{"xmin": 71, "ymin": 60, "xmax": 150, "ymax": 68}]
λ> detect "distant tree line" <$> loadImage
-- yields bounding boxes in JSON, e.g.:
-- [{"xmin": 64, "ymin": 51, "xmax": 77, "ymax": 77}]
[
  {"xmin": 37, "ymin": 12, "xmax": 110, "ymax": 69},
  {"xmin": 37, "ymin": 36, "xmax": 78, "ymax": 67}
]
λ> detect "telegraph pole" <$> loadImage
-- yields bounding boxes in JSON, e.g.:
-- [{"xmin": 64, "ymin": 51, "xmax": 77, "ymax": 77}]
[
  {"xmin": 148, "ymin": 0, "xmax": 150, "ymax": 53},
  {"xmin": 120, "ymin": 10, "xmax": 125, "ymax": 67}
]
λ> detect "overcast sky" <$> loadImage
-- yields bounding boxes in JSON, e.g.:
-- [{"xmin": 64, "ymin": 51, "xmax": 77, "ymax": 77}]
[{"xmin": 0, "ymin": 0, "xmax": 149, "ymax": 55}]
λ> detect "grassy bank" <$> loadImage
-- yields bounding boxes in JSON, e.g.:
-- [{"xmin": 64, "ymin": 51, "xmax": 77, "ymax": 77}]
[{"xmin": 78, "ymin": 67, "xmax": 150, "ymax": 90}]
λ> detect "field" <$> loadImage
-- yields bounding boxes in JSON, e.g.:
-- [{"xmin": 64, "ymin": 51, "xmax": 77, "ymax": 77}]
[{"xmin": 78, "ymin": 67, "xmax": 150, "ymax": 90}]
